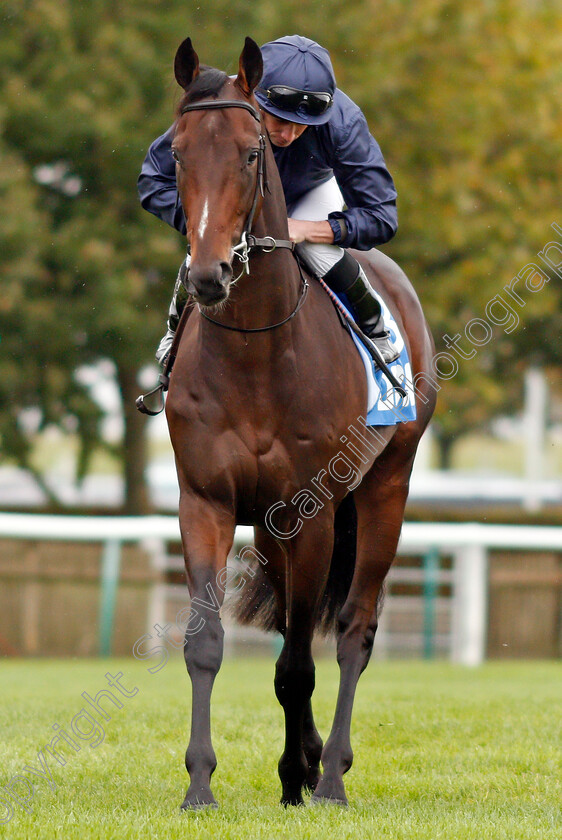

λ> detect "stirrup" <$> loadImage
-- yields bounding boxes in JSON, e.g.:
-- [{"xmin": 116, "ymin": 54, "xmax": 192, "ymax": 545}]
[
  {"xmin": 363, "ymin": 328, "xmax": 400, "ymax": 365},
  {"xmin": 135, "ymin": 373, "xmax": 169, "ymax": 416}
]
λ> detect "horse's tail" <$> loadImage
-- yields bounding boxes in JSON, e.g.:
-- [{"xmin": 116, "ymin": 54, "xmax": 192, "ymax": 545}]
[
  {"xmin": 228, "ymin": 549, "xmax": 279, "ymax": 633},
  {"xmin": 229, "ymin": 493, "xmax": 359, "ymax": 636},
  {"xmin": 316, "ymin": 492, "xmax": 357, "ymax": 635}
]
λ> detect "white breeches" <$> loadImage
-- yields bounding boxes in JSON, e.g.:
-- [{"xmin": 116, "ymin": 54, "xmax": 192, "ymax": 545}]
[{"xmin": 287, "ymin": 176, "xmax": 345, "ymax": 277}]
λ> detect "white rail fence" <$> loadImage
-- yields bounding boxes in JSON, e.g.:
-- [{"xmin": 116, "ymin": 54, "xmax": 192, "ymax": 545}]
[{"xmin": 0, "ymin": 513, "xmax": 561, "ymax": 665}]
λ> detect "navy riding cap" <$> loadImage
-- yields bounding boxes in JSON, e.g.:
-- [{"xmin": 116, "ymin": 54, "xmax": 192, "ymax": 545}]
[{"xmin": 255, "ymin": 35, "xmax": 337, "ymax": 126}]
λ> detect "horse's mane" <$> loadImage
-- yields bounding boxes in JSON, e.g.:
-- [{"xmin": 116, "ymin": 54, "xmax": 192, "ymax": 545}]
[{"xmin": 177, "ymin": 66, "xmax": 229, "ymax": 115}]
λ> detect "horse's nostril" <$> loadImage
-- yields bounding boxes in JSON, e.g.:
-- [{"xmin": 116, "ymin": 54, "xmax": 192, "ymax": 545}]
[
  {"xmin": 184, "ymin": 268, "xmax": 196, "ymax": 297},
  {"xmin": 220, "ymin": 261, "xmax": 233, "ymax": 285}
]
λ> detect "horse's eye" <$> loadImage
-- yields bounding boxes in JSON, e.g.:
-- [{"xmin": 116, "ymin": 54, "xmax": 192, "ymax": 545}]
[
  {"xmin": 247, "ymin": 150, "xmax": 259, "ymax": 165},
  {"xmin": 171, "ymin": 148, "xmax": 180, "ymax": 163}
]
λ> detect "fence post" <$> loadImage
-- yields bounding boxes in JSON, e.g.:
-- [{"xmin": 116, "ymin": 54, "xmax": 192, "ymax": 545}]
[
  {"xmin": 451, "ymin": 543, "xmax": 488, "ymax": 666},
  {"xmin": 99, "ymin": 539, "xmax": 122, "ymax": 656},
  {"xmin": 423, "ymin": 547, "xmax": 439, "ymax": 659},
  {"xmin": 523, "ymin": 367, "xmax": 547, "ymax": 513}
]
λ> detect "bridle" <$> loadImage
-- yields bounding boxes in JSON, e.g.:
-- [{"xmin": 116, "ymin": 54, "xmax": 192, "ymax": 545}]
[{"xmin": 178, "ymin": 98, "xmax": 308, "ymax": 332}]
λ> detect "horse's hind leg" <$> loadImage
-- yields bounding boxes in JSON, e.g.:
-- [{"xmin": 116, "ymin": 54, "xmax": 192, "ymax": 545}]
[
  {"xmin": 275, "ymin": 520, "xmax": 333, "ymax": 806},
  {"xmin": 178, "ymin": 493, "xmax": 235, "ymax": 810},
  {"xmin": 252, "ymin": 528, "xmax": 323, "ymax": 794},
  {"xmin": 312, "ymin": 453, "xmax": 415, "ymax": 805}
]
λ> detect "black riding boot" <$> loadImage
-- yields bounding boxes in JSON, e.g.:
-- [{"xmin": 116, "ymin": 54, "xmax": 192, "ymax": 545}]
[
  {"xmin": 156, "ymin": 257, "xmax": 190, "ymax": 365},
  {"xmin": 136, "ymin": 257, "xmax": 192, "ymax": 416},
  {"xmin": 324, "ymin": 252, "xmax": 400, "ymax": 364}
]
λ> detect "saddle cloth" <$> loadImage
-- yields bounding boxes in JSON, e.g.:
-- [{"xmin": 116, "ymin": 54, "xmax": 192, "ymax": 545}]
[{"xmin": 335, "ymin": 290, "xmax": 417, "ymax": 427}]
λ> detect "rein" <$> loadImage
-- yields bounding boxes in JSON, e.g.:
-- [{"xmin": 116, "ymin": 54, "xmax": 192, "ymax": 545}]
[
  {"xmin": 199, "ymin": 260, "xmax": 309, "ymax": 333},
  {"xmin": 179, "ymin": 97, "xmax": 305, "ymax": 334}
]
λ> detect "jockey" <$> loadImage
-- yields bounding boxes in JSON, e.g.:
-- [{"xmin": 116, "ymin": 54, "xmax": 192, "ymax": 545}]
[{"xmin": 138, "ymin": 34, "xmax": 400, "ymax": 365}]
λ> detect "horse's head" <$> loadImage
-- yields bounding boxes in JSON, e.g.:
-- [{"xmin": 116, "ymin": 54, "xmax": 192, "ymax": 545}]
[{"xmin": 172, "ymin": 37, "xmax": 264, "ymax": 307}]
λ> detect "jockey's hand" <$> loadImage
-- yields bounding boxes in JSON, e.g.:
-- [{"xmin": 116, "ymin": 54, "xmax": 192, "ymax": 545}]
[{"xmin": 288, "ymin": 218, "xmax": 335, "ymax": 245}]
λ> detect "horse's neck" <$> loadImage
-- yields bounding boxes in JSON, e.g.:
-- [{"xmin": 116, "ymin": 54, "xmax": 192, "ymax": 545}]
[{"xmin": 256, "ymin": 141, "xmax": 292, "ymax": 242}]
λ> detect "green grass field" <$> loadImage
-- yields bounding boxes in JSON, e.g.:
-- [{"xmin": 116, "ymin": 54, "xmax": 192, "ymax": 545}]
[{"xmin": 1, "ymin": 658, "xmax": 560, "ymax": 839}]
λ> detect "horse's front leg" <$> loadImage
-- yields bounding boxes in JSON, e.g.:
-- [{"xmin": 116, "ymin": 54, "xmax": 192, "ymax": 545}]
[
  {"xmin": 178, "ymin": 492, "xmax": 235, "ymax": 810},
  {"xmin": 275, "ymin": 519, "xmax": 333, "ymax": 806}
]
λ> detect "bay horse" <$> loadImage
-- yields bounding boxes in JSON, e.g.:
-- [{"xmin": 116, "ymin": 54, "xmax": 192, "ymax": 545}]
[{"xmin": 165, "ymin": 36, "xmax": 436, "ymax": 809}]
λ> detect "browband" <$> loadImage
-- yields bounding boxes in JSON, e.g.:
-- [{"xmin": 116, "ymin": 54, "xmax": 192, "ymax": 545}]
[{"xmin": 180, "ymin": 99, "xmax": 261, "ymax": 123}]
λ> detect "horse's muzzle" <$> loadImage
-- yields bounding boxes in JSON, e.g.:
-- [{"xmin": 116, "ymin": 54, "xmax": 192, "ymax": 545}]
[{"xmin": 188, "ymin": 261, "xmax": 232, "ymax": 307}]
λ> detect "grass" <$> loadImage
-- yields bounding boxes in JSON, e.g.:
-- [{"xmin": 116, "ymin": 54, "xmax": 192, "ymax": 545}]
[{"xmin": 0, "ymin": 658, "xmax": 561, "ymax": 839}]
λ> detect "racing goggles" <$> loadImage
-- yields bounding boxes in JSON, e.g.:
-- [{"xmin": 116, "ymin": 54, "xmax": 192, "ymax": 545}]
[{"xmin": 259, "ymin": 85, "xmax": 333, "ymax": 117}]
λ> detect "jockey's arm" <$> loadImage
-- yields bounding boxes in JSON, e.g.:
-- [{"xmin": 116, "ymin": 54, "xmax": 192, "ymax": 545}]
[
  {"xmin": 326, "ymin": 110, "xmax": 398, "ymax": 250},
  {"xmin": 288, "ymin": 219, "xmax": 334, "ymax": 244},
  {"xmin": 289, "ymin": 103, "xmax": 398, "ymax": 251},
  {"xmin": 138, "ymin": 126, "xmax": 186, "ymax": 234}
]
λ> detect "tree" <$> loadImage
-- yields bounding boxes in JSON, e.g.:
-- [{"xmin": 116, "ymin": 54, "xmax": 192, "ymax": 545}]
[
  {"xmin": 1, "ymin": 0, "xmax": 560, "ymax": 504},
  {"xmin": 346, "ymin": 0, "xmax": 562, "ymax": 463},
  {"xmin": 0, "ymin": 1, "xmax": 190, "ymax": 510}
]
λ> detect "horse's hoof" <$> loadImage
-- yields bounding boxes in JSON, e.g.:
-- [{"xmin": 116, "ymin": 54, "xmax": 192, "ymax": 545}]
[
  {"xmin": 280, "ymin": 794, "xmax": 305, "ymax": 807},
  {"xmin": 180, "ymin": 790, "xmax": 218, "ymax": 811},
  {"xmin": 180, "ymin": 799, "xmax": 219, "ymax": 811},
  {"xmin": 311, "ymin": 774, "xmax": 348, "ymax": 805},
  {"xmin": 310, "ymin": 793, "xmax": 348, "ymax": 807}
]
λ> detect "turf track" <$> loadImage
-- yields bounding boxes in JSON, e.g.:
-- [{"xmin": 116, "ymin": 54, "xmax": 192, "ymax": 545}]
[{"xmin": 1, "ymin": 658, "xmax": 560, "ymax": 839}]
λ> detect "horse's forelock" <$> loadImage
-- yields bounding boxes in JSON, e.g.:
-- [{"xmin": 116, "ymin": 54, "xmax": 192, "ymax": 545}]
[{"xmin": 178, "ymin": 67, "xmax": 229, "ymax": 113}]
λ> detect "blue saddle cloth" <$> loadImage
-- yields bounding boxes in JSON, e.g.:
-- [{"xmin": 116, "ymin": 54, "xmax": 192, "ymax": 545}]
[{"xmin": 335, "ymin": 290, "xmax": 417, "ymax": 427}]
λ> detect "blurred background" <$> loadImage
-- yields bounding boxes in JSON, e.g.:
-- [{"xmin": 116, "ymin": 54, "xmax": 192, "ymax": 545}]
[{"xmin": 0, "ymin": 0, "xmax": 561, "ymax": 661}]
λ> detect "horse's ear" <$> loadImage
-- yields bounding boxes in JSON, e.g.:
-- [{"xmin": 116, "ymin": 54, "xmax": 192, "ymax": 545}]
[
  {"xmin": 235, "ymin": 37, "xmax": 263, "ymax": 96},
  {"xmin": 175, "ymin": 37, "xmax": 200, "ymax": 90}
]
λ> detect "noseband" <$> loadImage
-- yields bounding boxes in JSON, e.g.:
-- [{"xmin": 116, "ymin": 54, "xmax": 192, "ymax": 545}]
[{"xmin": 178, "ymin": 98, "xmax": 308, "ymax": 333}]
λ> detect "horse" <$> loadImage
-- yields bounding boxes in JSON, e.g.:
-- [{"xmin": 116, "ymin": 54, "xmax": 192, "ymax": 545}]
[{"xmin": 164, "ymin": 36, "xmax": 436, "ymax": 809}]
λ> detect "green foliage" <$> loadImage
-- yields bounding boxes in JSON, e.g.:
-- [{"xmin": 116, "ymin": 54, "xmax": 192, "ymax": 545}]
[
  {"xmin": 0, "ymin": 0, "xmax": 188, "ymax": 508},
  {"xmin": 350, "ymin": 0, "xmax": 562, "ymax": 457},
  {"xmin": 1, "ymin": 0, "xmax": 560, "ymax": 502}
]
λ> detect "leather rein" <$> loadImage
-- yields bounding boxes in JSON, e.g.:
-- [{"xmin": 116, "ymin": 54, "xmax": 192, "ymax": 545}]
[{"xmin": 178, "ymin": 98, "xmax": 308, "ymax": 333}]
